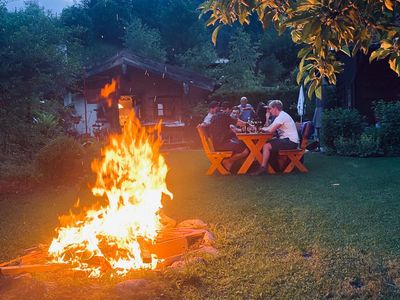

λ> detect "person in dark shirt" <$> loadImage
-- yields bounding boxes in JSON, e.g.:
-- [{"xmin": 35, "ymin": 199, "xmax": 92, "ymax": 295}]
[
  {"xmin": 255, "ymin": 101, "xmax": 267, "ymax": 124},
  {"xmin": 209, "ymin": 101, "xmax": 249, "ymax": 172}
]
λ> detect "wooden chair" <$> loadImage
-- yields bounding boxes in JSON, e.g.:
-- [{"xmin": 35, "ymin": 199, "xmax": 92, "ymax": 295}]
[
  {"xmin": 197, "ymin": 126, "xmax": 232, "ymax": 175},
  {"xmin": 278, "ymin": 121, "xmax": 312, "ymax": 173}
]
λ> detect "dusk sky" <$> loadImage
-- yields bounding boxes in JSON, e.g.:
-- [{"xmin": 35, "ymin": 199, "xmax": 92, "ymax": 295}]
[{"xmin": 6, "ymin": 0, "xmax": 74, "ymax": 13}]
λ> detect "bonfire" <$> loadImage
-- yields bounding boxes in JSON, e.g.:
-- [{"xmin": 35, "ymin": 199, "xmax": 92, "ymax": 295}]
[
  {"xmin": 48, "ymin": 112, "xmax": 172, "ymax": 277},
  {"xmin": 0, "ymin": 110, "xmax": 213, "ymax": 278}
]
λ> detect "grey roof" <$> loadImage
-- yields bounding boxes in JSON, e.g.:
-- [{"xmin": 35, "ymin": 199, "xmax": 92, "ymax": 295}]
[{"xmin": 85, "ymin": 50, "xmax": 216, "ymax": 92}]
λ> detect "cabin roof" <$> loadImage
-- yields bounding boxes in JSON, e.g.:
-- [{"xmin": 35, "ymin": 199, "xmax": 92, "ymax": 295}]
[{"xmin": 86, "ymin": 50, "xmax": 216, "ymax": 92}]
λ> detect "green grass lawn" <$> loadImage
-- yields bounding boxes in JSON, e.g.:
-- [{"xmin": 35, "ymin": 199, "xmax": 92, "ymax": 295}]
[{"xmin": 1, "ymin": 151, "xmax": 400, "ymax": 299}]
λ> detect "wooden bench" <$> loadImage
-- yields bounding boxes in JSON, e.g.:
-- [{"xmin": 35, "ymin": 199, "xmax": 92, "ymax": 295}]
[
  {"xmin": 197, "ymin": 126, "xmax": 232, "ymax": 175},
  {"xmin": 278, "ymin": 121, "xmax": 312, "ymax": 173}
]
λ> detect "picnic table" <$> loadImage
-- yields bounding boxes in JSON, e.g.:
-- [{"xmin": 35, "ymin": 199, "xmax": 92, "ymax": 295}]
[{"xmin": 235, "ymin": 132, "xmax": 276, "ymax": 175}]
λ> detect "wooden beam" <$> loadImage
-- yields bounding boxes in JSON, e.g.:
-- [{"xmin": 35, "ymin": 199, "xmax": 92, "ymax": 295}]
[
  {"xmin": 147, "ymin": 237, "xmax": 188, "ymax": 259},
  {"xmin": 0, "ymin": 264, "xmax": 67, "ymax": 276},
  {"xmin": 0, "ymin": 251, "xmax": 46, "ymax": 268}
]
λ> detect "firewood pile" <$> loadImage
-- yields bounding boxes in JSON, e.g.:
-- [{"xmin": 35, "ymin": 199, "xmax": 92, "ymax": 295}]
[
  {"xmin": 0, "ymin": 244, "xmax": 65, "ymax": 276},
  {"xmin": 0, "ymin": 219, "xmax": 216, "ymax": 277}
]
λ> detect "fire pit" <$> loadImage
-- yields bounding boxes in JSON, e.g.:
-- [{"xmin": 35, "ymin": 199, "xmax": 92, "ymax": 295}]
[{"xmin": 0, "ymin": 111, "xmax": 215, "ymax": 278}]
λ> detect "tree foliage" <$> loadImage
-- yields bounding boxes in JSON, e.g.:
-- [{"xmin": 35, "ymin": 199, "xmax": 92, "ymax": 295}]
[
  {"xmin": 175, "ymin": 44, "xmax": 218, "ymax": 76},
  {"xmin": 200, "ymin": 0, "xmax": 400, "ymax": 98},
  {"xmin": 124, "ymin": 17, "xmax": 167, "ymax": 62},
  {"xmin": 219, "ymin": 28, "xmax": 263, "ymax": 90},
  {"xmin": 0, "ymin": 2, "xmax": 82, "ymax": 156}
]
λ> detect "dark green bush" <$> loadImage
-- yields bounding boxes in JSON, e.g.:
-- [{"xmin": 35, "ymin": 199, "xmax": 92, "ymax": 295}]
[
  {"xmin": 333, "ymin": 136, "xmax": 360, "ymax": 157},
  {"xmin": 321, "ymin": 108, "xmax": 364, "ymax": 152},
  {"xmin": 334, "ymin": 128, "xmax": 383, "ymax": 157},
  {"xmin": 358, "ymin": 128, "xmax": 383, "ymax": 157},
  {"xmin": 35, "ymin": 136, "xmax": 84, "ymax": 183},
  {"xmin": 374, "ymin": 101, "xmax": 400, "ymax": 156}
]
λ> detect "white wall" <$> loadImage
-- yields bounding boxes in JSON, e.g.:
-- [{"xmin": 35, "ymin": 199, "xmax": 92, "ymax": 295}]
[{"xmin": 64, "ymin": 93, "xmax": 98, "ymax": 136}]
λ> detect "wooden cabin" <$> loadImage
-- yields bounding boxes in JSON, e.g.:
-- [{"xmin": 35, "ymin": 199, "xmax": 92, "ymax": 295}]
[{"xmin": 64, "ymin": 50, "xmax": 216, "ymax": 145}]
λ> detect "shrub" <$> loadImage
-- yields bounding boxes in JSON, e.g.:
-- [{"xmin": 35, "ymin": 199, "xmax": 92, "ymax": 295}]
[
  {"xmin": 321, "ymin": 108, "xmax": 364, "ymax": 151},
  {"xmin": 374, "ymin": 101, "xmax": 400, "ymax": 156},
  {"xmin": 333, "ymin": 129, "xmax": 383, "ymax": 157},
  {"xmin": 333, "ymin": 136, "xmax": 360, "ymax": 157},
  {"xmin": 35, "ymin": 136, "xmax": 84, "ymax": 183},
  {"xmin": 357, "ymin": 128, "xmax": 383, "ymax": 157}
]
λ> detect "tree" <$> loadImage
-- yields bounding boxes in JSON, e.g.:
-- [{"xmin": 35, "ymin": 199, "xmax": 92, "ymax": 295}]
[
  {"xmin": 175, "ymin": 44, "xmax": 218, "ymax": 76},
  {"xmin": 200, "ymin": 0, "xmax": 400, "ymax": 98},
  {"xmin": 259, "ymin": 27, "xmax": 300, "ymax": 72},
  {"xmin": 258, "ymin": 54, "xmax": 286, "ymax": 85},
  {"xmin": 83, "ymin": 0, "xmax": 133, "ymax": 45},
  {"xmin": 0, "ymin": 2, "xmax": 81, "ymax": 155},
  {"xmin": 60, "ymin": 4, "xmax": 93, "ymax": 45},
  {"xmin": 123, "ymin": 17, "xmax": 167, "ymax": 62},
  {"xmin": 219, "ymin": 28, "xmax": 263, "ymax": 90},
  {"xmin": 158, "ymin": 0, "xmax": 210, "ymax": 60}
]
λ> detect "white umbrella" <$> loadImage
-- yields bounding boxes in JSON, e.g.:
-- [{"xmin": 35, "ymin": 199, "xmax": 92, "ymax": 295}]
[{"xmin": 297, "ymin": 85, "xmax": 305, "ymax": 123}]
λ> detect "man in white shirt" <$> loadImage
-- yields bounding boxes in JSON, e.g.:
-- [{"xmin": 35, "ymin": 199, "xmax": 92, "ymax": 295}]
[{"xmin": 251, "ymin": 100, "xmax": 299, "ymax": 175}]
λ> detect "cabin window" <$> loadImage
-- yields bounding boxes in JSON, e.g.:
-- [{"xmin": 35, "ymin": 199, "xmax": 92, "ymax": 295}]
[
  {"xmin": 157, "ymin": 103, "xmax": 164, "ymax": 116},
  {"xmin": 154, "ymin": 97, "xmax": 175, "ymax": 119}
]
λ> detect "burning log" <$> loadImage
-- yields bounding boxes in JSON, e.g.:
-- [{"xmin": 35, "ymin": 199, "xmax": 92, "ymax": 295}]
[
  {"xmin": 0, "ymin": 245, "xmax": 47, "ymax": 268},
  {"xmin": 0, "ymin": 264, "xmax": 67, "ymax": 276},
  {"xmin": 0, "ymin": 226, "xmax": 210, "ymax": 277},
  {"xmin": 0, "ymin": 244, "xmax": 68, "ymax": 276}
]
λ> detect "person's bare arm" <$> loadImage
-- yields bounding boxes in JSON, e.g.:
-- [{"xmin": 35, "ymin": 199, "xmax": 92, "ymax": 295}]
[
  {"xmin": 262, "ymin": 121, "xmax": 281, "ymax": 134},
  {"xmin": 236, "ymin": 119, "xmax": 246, "ymax": 127}
]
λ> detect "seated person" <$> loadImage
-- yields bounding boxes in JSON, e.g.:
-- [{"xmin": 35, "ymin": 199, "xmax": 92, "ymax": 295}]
[
  {"xmin": 251, "ymin": 100, "xmax": 299, "ymax": 175},
  {"xmin": 264, "ymin": 100, "xmax": 277, "ymax": 127},
  {"xmin": 199, "ymin": 101, "xmax": 219, "ymax": 127},
  {"xmin": 256, "ymin": 102, "xmax": 267, "ymax": 125},
  {"xmin": 238, "ymin": 97, "xmax": 255, "ymax": 121},
  {"xmin": 230, "ymin": 106, "xmax": 241, "ymax": 120},
  {"xmin": 209, "ymin": 101, "xmax": 249, "ymax": 172}
]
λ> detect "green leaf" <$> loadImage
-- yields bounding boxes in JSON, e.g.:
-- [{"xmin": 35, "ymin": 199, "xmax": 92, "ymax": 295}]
[
  {"xmin": 381, "ymin": 39, "xmax": 393, "ymax": 49},
  {"xmin": 389, "ymin": 57, "xmax": 398, "ymax": 74},
  {"xmin": 299, "ymin": 55, "xmax": 306, "ymax": 71},
  {"xmin": 352, "ymin": 40, "xmax": 361, "ymax": 57},
  {"xmin": 207, "ymin": 16, "xmax": 218, "ymax": 26},
  {"xmin": 369, "ymin": 50, "xmax": 379, "ymax": 63},
  {"xmin": 340, "ymin": 45, "xmax": 351, "ymax": 57},
  {"xmin": 297, "ymin": 47, "xmax": 311, "ymax": 58},
  {"xmin": 291, "ymin": 30, "xmax": 302, "ymax": 43},
  {"xmin": 297, "ymin": 68, "xmax": 304, "ymax": 84},
  {"xmin": 304, "ymin": 63, "xmax": 314, "ymax": 71},
  {"xmin": 285, "ymin": 12, "xmax": 315, "ymax": 25},
  {"xmin": 301, "ymin": 20, "xmax": 320, "ymax": 42},
  {"xmin": 304, "ymin": 74, "xmax": 311, "ymax": 86},
  {"xmin": 308, "ymin": 80, "xmax": 317, "ymax": 99},
  {"xmin": 315, "ymin": 85, "xmax": 322, "ymax": 99},
  {"xmin": 211, "ymin": 25, "xmax": 222, "ymax": 46},
  {"xmin": 239, "ymin": 10, "xmax": 250, "ymax": 25}
]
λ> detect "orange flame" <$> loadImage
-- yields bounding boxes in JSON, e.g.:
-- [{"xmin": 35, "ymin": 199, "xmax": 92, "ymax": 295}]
[
  {"xmin": 100, "ymin": 78, "xmax": 117, "ymax": 107},
  {"xmin": 48, "ymin": 112, "xmax": 172, "ymax": 277}
]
